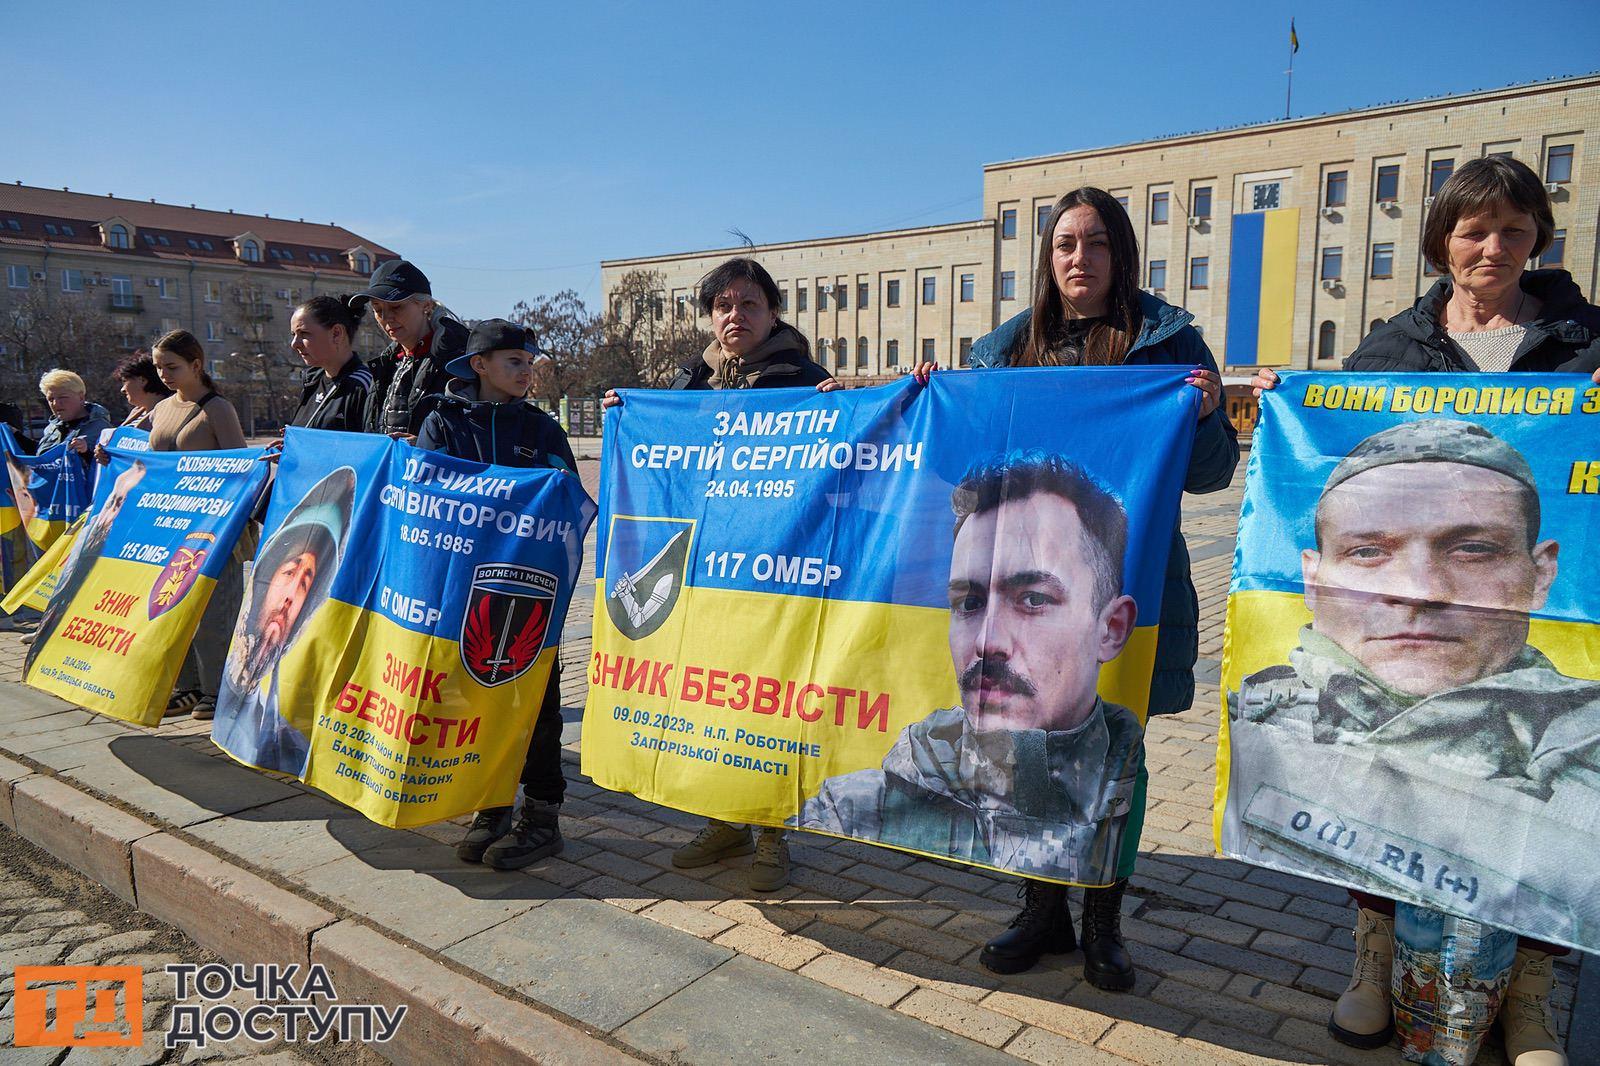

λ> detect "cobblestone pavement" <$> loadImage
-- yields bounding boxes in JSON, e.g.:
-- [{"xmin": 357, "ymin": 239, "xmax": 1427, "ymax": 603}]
[
  {"xmin": 0, "ymin": 824, "xmax": 363, "ymax": 1065},
  {"xmin": 0, "ymin": 459, "xmax": 1580, "ymax": 1065}
]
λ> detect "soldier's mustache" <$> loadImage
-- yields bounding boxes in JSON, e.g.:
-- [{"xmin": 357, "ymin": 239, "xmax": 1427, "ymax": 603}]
[{"xmin": 960, "ymin": 658, "xmax": 1036, "ymax": 696}]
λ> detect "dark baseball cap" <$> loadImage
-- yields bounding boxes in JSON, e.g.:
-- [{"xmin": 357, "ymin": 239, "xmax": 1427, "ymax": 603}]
[
  {"xmin": 349, "ymin": 259, "xmax": 431, "ymax": 305},
  {"xmin": 445, "ymin": 319, "xmax": 543, "ymax": 379}
]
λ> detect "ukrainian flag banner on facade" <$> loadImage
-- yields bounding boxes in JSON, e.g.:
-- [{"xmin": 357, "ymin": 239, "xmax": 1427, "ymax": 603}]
[
  {"xmin": 212, "ymin": 428, "xmax": 595, "ymax": 828},
  {"xmin": 0, "ymin": 424, "xmax": 92, "ymax": 551},
  {"xmin": 584, "ymin": 370, "xmax": 1197, "ymax": 885},
  {"xmin": 2, "ymin": 429, "xmax": 149, "ymax": 615},
  {"xmin": 22, "ymin": 437, "xmax": 270, "ymax": 725},
  {"xmin": 1218, "ymin": 372, "xmax": 1600, "ymax": 953}
]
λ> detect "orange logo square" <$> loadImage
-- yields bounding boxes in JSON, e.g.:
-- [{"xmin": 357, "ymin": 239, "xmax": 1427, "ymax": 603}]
[{"xmin": 14, "ymin": 965, "xmax": 144, "ymax": 1047}]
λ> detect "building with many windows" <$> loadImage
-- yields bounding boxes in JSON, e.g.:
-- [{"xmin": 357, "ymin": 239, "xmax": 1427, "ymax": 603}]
[
  {"xmin": 602, "ymin": 73, "xmax": 1597, "ymax": 385},
  {"xmin": 0, "ymin": 182, "xmax": 396, "ymax": 423}
]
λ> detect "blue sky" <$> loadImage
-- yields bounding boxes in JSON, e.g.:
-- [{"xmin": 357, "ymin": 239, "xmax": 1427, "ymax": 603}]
[{"xmin": 11, "ymin": 2, "xmax": 1598, "ymax": 320}]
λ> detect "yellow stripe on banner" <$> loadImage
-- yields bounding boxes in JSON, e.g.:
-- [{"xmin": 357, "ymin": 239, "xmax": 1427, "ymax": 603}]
[
  {"xmin": 1212, "ymin": 588, "xmax": 1600, "ymax": 849},
  {"xmin": 1255, "ymin": 209, "xmax": 1300, "ymax": 367},
  {"xmin": 1, "ymin": 522, "xmax": 78, "ymax": 614},
  {"xmin": 583, "ymin": 580, "xmax": 1158, "ymax": 829}
]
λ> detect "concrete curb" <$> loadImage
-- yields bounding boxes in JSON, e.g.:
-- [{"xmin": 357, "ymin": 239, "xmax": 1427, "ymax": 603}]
[{"xmin": 0, "ymin": 738, "xmax": 644, "ymax": 1064}]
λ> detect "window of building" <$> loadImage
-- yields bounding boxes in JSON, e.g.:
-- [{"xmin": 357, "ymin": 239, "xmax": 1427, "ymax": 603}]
[
  {"xmin": 1546, "ymin": 143, "xmax": 1574, "ymax": 184},
  {"xmin": 675, "ymin": 295, "xmax": 687, "ymax": 319},
  {"xmin": 885, "ymin": 339, "xmax": 899, "ymax": 367},
  {"xmin": 1424, "ymin": 256, "xmax": 1445, "ymax": 276},
  {"xmin": 959, "ymin": 338, "xmax": 973, "ymax": 367},
  {"xmin": 354, "ymin": 252, "xmax": 370, "ymax": 273},
  {"xmin": 200, "ymin": 240, "xmax": 214, "ymax": 252},
  {"xmin": 1250, "ymin": 181, "xmax": 1282, "ymax": 211},
  {"xmin": 204, "ymin": 280, "xmax": 221, "ymax": 303},
  {"xmin": 1001, "ymin": 209, "xmax": 1017, "ymax": 239},
  {"xmin": 1429, "ymin": 158, "xmax": 1455, "ymax": 196},
  {"xmin": 921, "ymin": 277, "xmax": 936, "ymax": 304},
  {"xmin": 1193, "ymin": 186, "xmax": 1212, "ymax": 219},
  {"xmin": 60, "ymin": 224, "xmax": 75, "ymax": 237},
  {"xmin": 44, "ymin": 223, "xmax": 58, "ymax": 237},
  {"xmin": 187, "ymin": 238, "xmax": 200, "ymax": 250},
  {"xmin": 1037, "ymin": 203, "xmax": 1053, "ymax": 235},
  {"xmin": 4, "ymin": 219, "xmax": 20, "ymax": 231},
  {"xmin": 1325, "ymin": 170, "xmax": 1348, "ymax": 207},
  {"xmin": 280, "ymin": 248, "xmax": 294, "ymax": 260},
  {"xmin": 269, "ymin": 247, "xmax": 281, "ymax": 260},
  {"xmin": 921, "ymin": 338, "xmax": 935, "ymax": 362},
  {"xmin": 6, "ymin": 265, "xmax": 29, "ymax": 289},
  {"xmin": 1114, "ymin": 195, "xmax": 1129, "ymax": 210},
  {"xmin": 1151, "ymin": 191, "xmax": 1170, "ymax": 224},
  {"xmin": 1541, "ymin": 229, "xmax": 1566, "ymax": 267},
  {"xmin": 143, "ymin": 233, "xmax": 158, "ymax": 246},
  {"xmin": 836, "ymin": 284, "xmax": 847, "ymax": 310},
  {"xmin": 778, "ymin": 288, "xmax": 788, "ymax": 312},
  {"xmin": 818, "ymin": 286, "xmax": 829, "ymax": 311},
  {"xmin": 1148, "ymin": 260, "xmax": 1167, "ymax": 290},
  {"xmin": 960, "ymin": 273, "xmax": 975, "ymax": 302},
  {"xmin": 1370, "ymin": 242, "xmax": 1395, "ymax": 278},
  {"xmin": 206, "ymin": 320, "xmax": 222, "ymax": 342},
  {"xmin": 242, "ymin": 240, "xmax": 261, "ymax": 262},
  {"xmin": 1000, "ymin": 271, "xmax": 1016, "ymax": 300},
  {"xmin": 61, "ymin": 268, "xmax": 84, "ymax": 293},
  {"xmin": 110, "ymin": 276, "xmax": 133, "ymax": 306},
  {"xmin": 1189, "ymin": 257, "xmax": 1209, "ymax": 290},
  {"xmin": 885, "ymin": 279, "xmax": 899, "ymax": 307},
  {"xmin": 1320, "ymin": 247, "xmax": 1343, "ymax": 281},
  {"xmin": 155, "ymin": 235, "xmax": 168, "ymax": 246},
  {"xmin": 1375, "ymin": 165, "xmax": 1400, "ymax": 202},
  {"xmin": 836, "ymin": 337, "xmax": 848, "ymax": 368},
  {"xmin": 857, "ymin": 282, "xmax": 868, "ymax": 308},
  {"xmin": 797, "ymin": 286, "xmax": 808, "ymax": 311},
  {"xmin": 856, "ymin": 337, "xmax": 868, "ymax": 368},
  {"xmin": 108, "ymin": 224, "xmax": 130, "ymax": 249},
  {"xmin": 1318, "ymin": 321, "xmax": 1337, "ymax": 361}
]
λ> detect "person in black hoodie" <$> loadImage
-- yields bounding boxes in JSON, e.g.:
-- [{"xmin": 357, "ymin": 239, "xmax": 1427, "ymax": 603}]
[
  {"xmin": 1252, "ymin": 155, "xmax": 1590, "ymax": 1062},
  {"xmin": 417, "ymin": 319, "xmax": 576, "ymax": 870},
  {"xmin": 288, "ymin": 296, "xmax": 373, "ymax": 432},
  {"xmin": 350, "ymin": 260, "xmax": 467, "ymax": 438},
  {"xmin": 601, "ymin": 256, "xmax": 838, "ymax": 893}
]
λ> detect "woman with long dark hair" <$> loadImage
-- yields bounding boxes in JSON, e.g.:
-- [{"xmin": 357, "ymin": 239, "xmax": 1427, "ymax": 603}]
[{"xmin": 920, "ymin": 187, "xmax": 1237, "ymax": 993}]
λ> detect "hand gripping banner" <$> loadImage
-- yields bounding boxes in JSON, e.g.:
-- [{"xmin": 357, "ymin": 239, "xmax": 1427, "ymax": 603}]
[
  {"xmin": 583, "ymin": 370, "xmax": 1197, "ymax": 885},
  {"xmin": 212, "ymin": 428, "xmax": 596, "ymax": 828},
  {"xmin": 23, "ymin": 437, "xmax": 270, "ymax": 724},
  {"xmin": 1217, "ymin": 372, "xmax": 1600, "ymax": 953}
]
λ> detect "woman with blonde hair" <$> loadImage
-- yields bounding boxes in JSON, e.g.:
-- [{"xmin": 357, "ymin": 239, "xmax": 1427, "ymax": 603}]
[{"xmin": 36, "ymin": 368, "xmax": 111, "ymax": 467}]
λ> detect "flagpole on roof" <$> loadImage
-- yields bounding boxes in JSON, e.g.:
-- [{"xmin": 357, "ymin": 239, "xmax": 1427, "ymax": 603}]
[{"xmin": 1285, "ymin": 18, "xmax": 1298, "ymax": 120}]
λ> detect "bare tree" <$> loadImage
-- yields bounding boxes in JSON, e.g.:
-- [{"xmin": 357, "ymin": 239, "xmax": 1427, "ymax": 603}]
[
  {"xmin": 593, "ymin": 269, "xmax": 713, "ymax": 392},
  {"xmin": 0, "ymin": 288, "xmax": 123, "ymax": 424},
  {"xmin": 509, "ymin": 291, "xmax": 602, "ymax": 405},
  {"xmin": 213, "ymin": 273, "xmax": 303, "ymax": 430}
]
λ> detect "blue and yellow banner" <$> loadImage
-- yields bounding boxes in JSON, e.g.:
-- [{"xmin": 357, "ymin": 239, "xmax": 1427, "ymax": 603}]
[
  {"xmin": 212, "ymin": 428, "xmax": 596, "ymax": 828},
  {"xmin": 22, "ymin": 438, "xmax": 270, "ymax": 725},
  {"xmin": 584, "ymin": 370, "xmax": 1198, "ymax": 885},
  {"xmin": 1225, "ymin": 208, "xmax": 1300, "ymax": 366},
  {"xmin": 0, "ymin": 424, "xmax": 92, "ymax": 551},
  {"xmin": 1218, "ymin": 372, "xmax": 1600, "ymax": 952},
  {"xmin": 3, "ymin": 429, "xmax": 150, "ymax": 615}
]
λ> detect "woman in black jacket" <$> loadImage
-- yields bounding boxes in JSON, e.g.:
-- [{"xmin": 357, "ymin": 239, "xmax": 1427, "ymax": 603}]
[
  {"xmin": 288, "ymin": 296, "xmax": 374, "ymax": 432},
  {"xmin": 1252, "ymin": 156, "xmax": 1592, "ymax": 1062}
]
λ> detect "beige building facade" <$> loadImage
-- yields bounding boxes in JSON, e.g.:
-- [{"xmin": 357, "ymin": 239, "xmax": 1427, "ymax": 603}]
[{"xmin": 604, "ymin": 73, "xmax": 1597, "ymax": 377}]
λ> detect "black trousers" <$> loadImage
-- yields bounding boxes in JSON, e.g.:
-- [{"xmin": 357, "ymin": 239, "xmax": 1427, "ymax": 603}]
[{"xmin": 517, "ymin": 664, "xmax": 566, "ymax": 805}]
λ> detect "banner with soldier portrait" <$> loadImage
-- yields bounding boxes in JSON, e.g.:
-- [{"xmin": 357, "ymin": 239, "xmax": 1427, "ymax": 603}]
[
  {"xmin": 212, "ymin": 429, "xmax": 595, "ymax": 828},
  {"xmin": 22, "ymin": 436, "xmax": 270, "ymax": 724},
  {"xmin": 0, "ymin": 423, "xmax": 93, "ymax": 552},
  {"xmin": 1218, "ymin": 371, "xmax": 1600, "ymax": 953},
  {"xmin": 583, "ymin": 370, "xmax": 1198, "ymax": 886}
]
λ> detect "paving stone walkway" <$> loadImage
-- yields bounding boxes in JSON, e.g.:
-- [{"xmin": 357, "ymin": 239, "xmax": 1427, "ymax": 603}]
[{"xmin": 0, "ymin": 461, "xmax": 1581, "ymax": 1065}]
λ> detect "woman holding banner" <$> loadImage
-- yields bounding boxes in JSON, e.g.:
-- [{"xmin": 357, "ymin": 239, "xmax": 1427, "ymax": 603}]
[
  {"xmin": 145, "ymin": 330, "xmax": 249, "ymax": 719},
  {"xmin": 602, "ymin": 256, "xmax": 839, "ymax": 892},
  {"xmin": 36, "ymin": 369, "xmax": 111, "ymax": 468},
  {"xmin": 922, "ymin": 187, "xmax": 1238, "ymax": 993},
  {"xmin": 1252, "ymin": 156, "xmax": 1595, "ymax": 1061},
  {"xmin": 288, "ymin": 296, "xmax": 373, "ymax": 433}
]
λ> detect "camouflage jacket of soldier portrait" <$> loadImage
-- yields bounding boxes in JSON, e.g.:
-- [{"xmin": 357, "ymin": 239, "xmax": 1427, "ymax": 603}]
[
  {"xmin": 1230, "ymin": 626, "xmax": 1600, "ymax": 816},
  {"xmin": 791, "ymin": 701, "xmax": 1143, "ymax": 882}
]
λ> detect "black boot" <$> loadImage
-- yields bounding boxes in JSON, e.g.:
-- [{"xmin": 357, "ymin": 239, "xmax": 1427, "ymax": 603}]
[
  {"xmin": 980, "ymin": 879, "xmax": 1075, "ymax": 975},
  {"xmin": 456, "ymin": 806, "xmax": 513, "ymax": 863},
  {"xmin": 482, "ymin": 800, "xmax": 563, "ymax": 870},
  {"xmin": 1081, "ymin": 878, "xmax": 1135, "ymax": 991}
]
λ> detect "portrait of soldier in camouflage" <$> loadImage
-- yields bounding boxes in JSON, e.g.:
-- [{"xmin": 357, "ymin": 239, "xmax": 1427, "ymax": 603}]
[
  {"xmin": 1226, "ymin": 419, "xmax": 1600, "ymax": 938},
  {"xmin": 793, "ymin": 452, "xmax": 1144, "ymax": 884}
]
